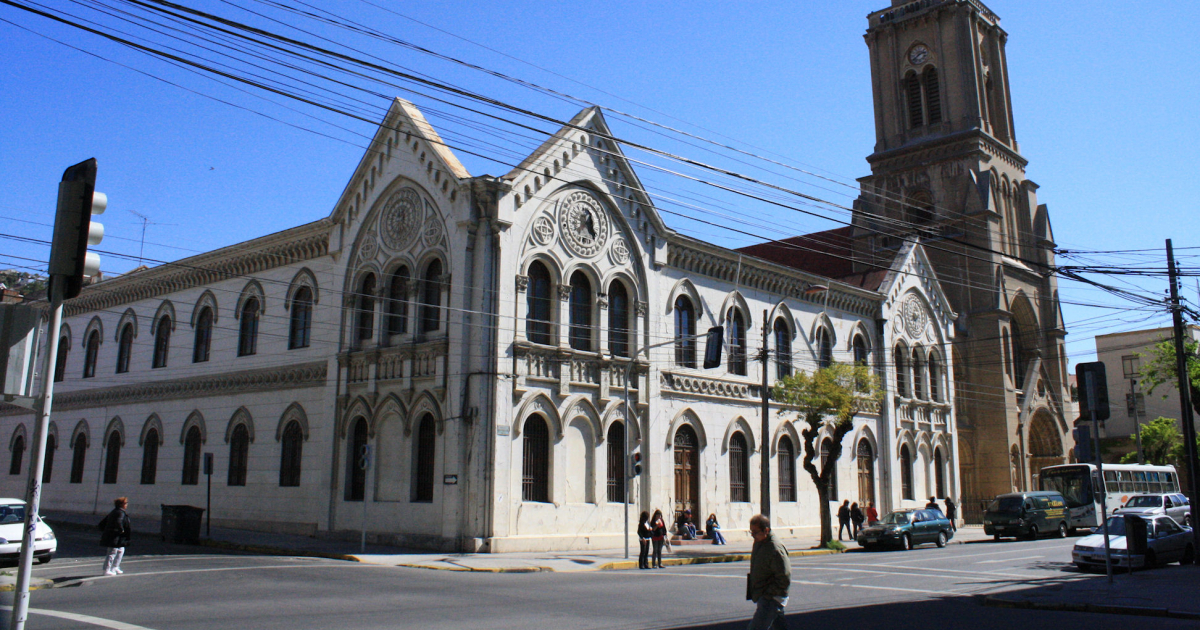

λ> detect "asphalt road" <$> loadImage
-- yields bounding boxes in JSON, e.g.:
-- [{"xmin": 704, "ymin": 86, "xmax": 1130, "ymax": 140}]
[{"xmin": 5, "ymin": 527, "xmax": 1194, "ymax": 629}]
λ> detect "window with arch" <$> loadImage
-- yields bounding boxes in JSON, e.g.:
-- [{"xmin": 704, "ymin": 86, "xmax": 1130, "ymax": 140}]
[
  {"xmin": 70, "ymin": 434, "xmax": 87, "ymax": 484},
  {"xmin": 729, "ymin": 432, "xmax": 749, "ymax": 502},
  {"xmin": 141, "ymin": 429, "xmax": 158, "ymax": 485},
  {"xmin": 386, "ymin": 267, "xmax": 409, "ymax": 337},
  {"xmin": 103, "ymin": 431, "xmax": 120, "ymax": 484},
  {"xmin": 894, "ymin": 345, "xmax": 910, "ymax": 397},
  {"xmin": 912, "ymin": 348, "xmax": 925, "ymax": 400},
  {"xmin": 778, "ymin": 435, "xmax": 796, "ymax": 502},
  {"xmin": 904, "ymin": 67, "xmax": 942, "ymax": 128},
  {"xmin": 922, "ymin": 67, "xmax": 942, "ymax": 124},
  {"xmin": 906, "ymin": 191, "xmax": 934, "ymax": 226},
  {"xmin": 345, "ymin": 417, "xmax": 368, "ymax": 501},
  {"xmin": 774, "ymin": 319, "xmax": 792, "ymax": 378},
  {"xmin": 182, "ymin": 426, "xmax": 202, "ymax": 485},
  {"xmin": 1002, "ymin": 329, "xmax": 1012, "ymax": 379},
  {"xmin": 905, "ymin": 72, "xmax": 923, "ymax": 129},
  {"xmin": 608, "ymin": 281, "xmax": 630, "ymax": 358},
  {"xmin": 674, "ymin": 296, "xmax": 696, "ymax": 368},
  {"xmin": 928, "ymin": 351, "xmax": 943, "ymax": 402},
  {"xmin": 526, "ymin": 262, "xmax": 553, "ymax": 345},
  {"xmin": 116, "ymin": 324, "xmax": 134, "ymax": 374},
  {"xmin": 228, "ymin": 424, "xmax": 249, "ymax": 487},
  {"xmin": 857, "ymin": 439, "xmax": 875, "ymax": 506},
  {"xmin": 152, "ymin": 316, "xmax": 171, "ymax": 368},
  {"xmin": 821, "ymin": 437, "xmax": 838, "ymax": 501},
  {"xmin": 900, "ymin": 444, "xmax": 914, "ymax": 501},
  {"xmin": 728, "ymin": 309, "xmax": 747, "ymax": 376},
  {"xmin": 606, "ymin": 422, "xmax": 625, "ymax": 503},
  {"xmin": 412, "ymin": 414, "xmax": 436, "ymax": 502},
  {"xmin": 82, "ymin": 331, "xmax": 101, "ymax": 378},
  {"xmin": 852, "ymin": 334, "xmax": 869, "ymax": 366},
  {"xmin": 54, "ymin": 338, "xmax": 68, "ymax": 382},
  {"xmin": 522, "ymin": 415, "xmax": 550, "ymax": 503},
  {"xmin": 238, "ymin": 298, "xmax": 260, "ymax": 357},
  {"xmin": 1012, "ymin": 320, "xmax": 1029, "ymax": 384},
  {"xmin": 355, "ymin": 274, "xmax": 377, "ymax": 343},
  {"xmin": 568, "ymin": 271, "xmax": 593, "ymax": 351},
  {"xmin": 279, "ymin": 421, "xmax": 303, "ymax": 487},
  {"xmin": 193, "ymin": 307, "xmax": 213, "ymax": 363},
  {"xmin": 420, "ymin": 259, "xmax": 443, "ymax": 334},
  {"xmin": 289, "ymin": 287, "xmax": 313, "ymax": 349},
  {"xmin": 9, "ymin": 434, "xmax": 24, "ymax": 475},
  {"xmin": 816, "ymin": 327, "xmax": 833, "ymax": 370},
  {"xmin": 43, "ymin": 435, "xmax": 55, "ymax": 483},
  {"xmin": 934, "ymin": 448, "xmax": 946, "ymax": 498}
]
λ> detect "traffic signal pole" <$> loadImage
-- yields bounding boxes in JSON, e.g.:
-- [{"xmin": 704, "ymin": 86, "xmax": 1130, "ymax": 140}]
[{"xmin": 1166, "ymin": 240, "xmax": 1200, "ymax": 563}]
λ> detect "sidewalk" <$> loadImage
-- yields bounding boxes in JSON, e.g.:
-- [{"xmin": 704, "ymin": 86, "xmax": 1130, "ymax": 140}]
[
  {"xmin": 985, "ymin": 564, "xmax": 1200, "ymax": 621},
  {"xmin": 42, "ymin": 511, "xmax": 988, "ymax": 573}
]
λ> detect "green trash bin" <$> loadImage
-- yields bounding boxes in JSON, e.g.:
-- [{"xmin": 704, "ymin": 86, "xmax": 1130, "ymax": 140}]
[{"xmin": 161, "ymin": 505, "xmax": 205, "ymax": 544}]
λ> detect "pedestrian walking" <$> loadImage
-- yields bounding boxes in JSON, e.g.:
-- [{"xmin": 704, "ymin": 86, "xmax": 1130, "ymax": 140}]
[
  {"xmin": 850, "ymin": 502, "xmax": 865, "ymax": 538},
  {"xmin": 746, "ymin": 514, "xmax": 791, "ymax": 630},
  {"xmin": 865, "ymin": 501, "xmax": 879, "ymax": 526},
  {"xmin": 706, "ymin": 513, "xmax": 727, "ymax": 545},
  {"xmin": 837, "ymin": 500, "xmax": 851, "ymax": 541},
  {"xmin": 944, "ymin": 497, "xmax": 957, "ymax": 532},
  {"xmin": 650, "ymin": 509, "xmax": 667, "ymax": 569},
  {"xmin": 99, "ymin": 496, "xmax": 131, "ymax": 576},
  {"xmin": 637, "ymin": 511, "xmax": 652, "ymax": 569},
  {"xmin": 925, "ymin": 497, "xmax": 940, "ymax": 511}
]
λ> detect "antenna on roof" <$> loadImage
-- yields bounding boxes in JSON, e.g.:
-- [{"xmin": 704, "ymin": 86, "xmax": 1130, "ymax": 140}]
[{"xmin": 126, "ymin": 209, "xmax": 176, "ymax": 267}]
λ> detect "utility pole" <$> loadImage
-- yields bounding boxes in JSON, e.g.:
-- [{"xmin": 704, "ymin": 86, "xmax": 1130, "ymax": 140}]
[
  {"xmin": 760, "ymin": 310, "xmax": 771, "ymax": 518},
  {"xmin": 1129, "ymin": 378, "xmax": 1143, "ymax": 465},
  {"xmin": 1166, "ymin": 240, "xmax": 1200, "ymax": 563}
]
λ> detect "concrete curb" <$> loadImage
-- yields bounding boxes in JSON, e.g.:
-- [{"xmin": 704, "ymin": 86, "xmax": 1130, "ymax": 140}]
[
  {"xmin": 393, "ymin": 564, "xmax": 552, "ymax": 573},
  {"xmin": 0, "ymin": 579, "xmax": 54, "ymax": 592},
  {"xmin": 984, "ymin": 595, "xmax": 1200, "ymax": 621},
  {"xmin": 197, "ymin": 539, "xmax": 361, "ymax": 562},
  {"xmin": 599, "ymin": 547, "xmax": 843, "ymax": 571}
]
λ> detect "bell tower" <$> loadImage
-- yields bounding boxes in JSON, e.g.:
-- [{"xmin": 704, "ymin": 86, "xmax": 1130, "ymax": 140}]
[{"xmin": 852, "ymin": 0, "xmax": 1073, "ymax": 507}]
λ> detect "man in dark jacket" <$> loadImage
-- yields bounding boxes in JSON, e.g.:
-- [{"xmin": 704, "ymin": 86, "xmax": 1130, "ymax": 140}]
[
  {"xmin": 837, "ymin": 500, "xmax": 851, "ymax": 541},
  {"xmin": 944, "ymin": 497, "xmax": 957, "ymax": 532},
  {"xmin": 746, "ymin": 514, "xmax": 791, "ymax": 629},
  {"xmin": 100, "ymin": 497, "xmax": 131, "ymax": 576}
]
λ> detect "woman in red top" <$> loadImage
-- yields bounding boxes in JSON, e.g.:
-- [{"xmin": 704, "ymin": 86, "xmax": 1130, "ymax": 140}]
[
  {"xmin": 650, "ymin": 509, "xmax": 667, "ymax": 569},
  {"xmin": 865, "ymin": 501, "xmax": 879, "ymax": 526}
]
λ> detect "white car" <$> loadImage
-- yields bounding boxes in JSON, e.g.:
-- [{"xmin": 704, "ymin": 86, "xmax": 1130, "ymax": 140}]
[
  {"xmin": 1073, "ymin": 514, "xmax": 1194, "ymax": 570},
  {"xmin": 0, "ymin": 499, "xmax": 57, "ymax": 565},
  {"xmin": 1114, "ymin": 493, "xmax": 1192, "ymax": 527}
]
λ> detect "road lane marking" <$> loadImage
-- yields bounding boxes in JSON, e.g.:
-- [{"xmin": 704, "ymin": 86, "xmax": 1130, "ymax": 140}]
[
  {"xmin": 635, "ymin": 574, "xmax": 963, "ymax": 596},
  {"xmin": 56, "ymin": 562, "xmax": 386, "ymax": 586},
  {"xmin": 870, "ymin": 544, "xmax": 1072, "ymax": 564},
  {"xmin": 806, "ymin": 563, "xmax": 1032, "ymax": 580},
  {"xmin": 2, "ymin": 605, "xmax": 158, "ymax": 630},
  {"xmin": 975, "ymin": 555, "xmax": 1044, "ymax": 564}
]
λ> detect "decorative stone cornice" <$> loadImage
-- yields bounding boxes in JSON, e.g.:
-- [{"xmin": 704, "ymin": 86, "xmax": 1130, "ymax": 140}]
[
  {"xmin": 660, "ymin": 370, "xmax": 755, "ymax": 402},
  {"xmin": 61, "ymin": 220, "xmax": 332, "ymax": 317},
  {"xmin": 0, "ymin": 362, "xmax": 328, "ymax": 417},
  {"xmin": 866, "ymin": 130, "xmax": 1026, "ymax": 176}
]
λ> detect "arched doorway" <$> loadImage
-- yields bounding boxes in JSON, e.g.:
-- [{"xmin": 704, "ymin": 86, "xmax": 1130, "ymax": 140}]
[
  {"xmin": 1028, "ymin": 411, "xmax": 1065, "ymax": 489},
  {"xmin": 856, "ymin": 439, "xmax": 875, "ymax": 507},
  {"xmin": 673, "ymin": 425, "xmax": 700, "ymax": 526}
]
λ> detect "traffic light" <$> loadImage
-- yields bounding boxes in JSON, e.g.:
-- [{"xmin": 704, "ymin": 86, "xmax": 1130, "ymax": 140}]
[
  {"xmin": 629, "ymin": 452, "xmax": 642, "ymax": 478},
  {"xmin": 48, "ymin": 158, "xmax": 106, "ymax": 300},
  {"xmin": 703, "ymin": 326, "xmax": 723, "ymax": 369}
]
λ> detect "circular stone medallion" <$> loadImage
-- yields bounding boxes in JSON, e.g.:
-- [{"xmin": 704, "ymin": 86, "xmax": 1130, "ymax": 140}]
[
  {"xmin": 379, "ymin": 188, "xmax": 423, "ymax": 251},
  {"xmin": 902, "ymin": 295, "xmax": 928, "ymax": 339},
  {"xmin": 610, "ymin": 236, "xmax": 630, "ymax": 264},
  {"xmin": 532, "ymin": 215, "xmax": 555, "ymax": 245},
  {"xmin": 558, "ymin": 191, "xmax": 608, "ymax": 258}
]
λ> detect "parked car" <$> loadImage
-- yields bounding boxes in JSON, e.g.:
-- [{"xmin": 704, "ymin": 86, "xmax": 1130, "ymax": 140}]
[
  {"xmin": 983, "ymin": 491, "xmax": 1069, "ymax": 540},
  {"xmin": 0, "ymin": 499, "xmax": 57, "ymax": 565},
  {"xmin": 1073, "ymin": 514, "xmax": 1195, "ymax": 570},
  {"xmin": 856, "ymin": 509, "xmax": 953, "ymax": 551},
  {"xmin": 1114, "ymin": 494, "xmax": 1191, "ymax": 527}
]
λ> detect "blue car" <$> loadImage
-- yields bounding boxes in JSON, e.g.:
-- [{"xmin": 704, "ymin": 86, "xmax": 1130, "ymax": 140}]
[{"xmin": 856, "ymin": 509, "xmax": 954, "ymax": 551}]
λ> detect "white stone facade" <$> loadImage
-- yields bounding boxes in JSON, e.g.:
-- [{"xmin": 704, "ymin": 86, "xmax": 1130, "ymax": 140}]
[{"xmin": 1, "ymin": 101, "xmax": 959, "ymax": 552}]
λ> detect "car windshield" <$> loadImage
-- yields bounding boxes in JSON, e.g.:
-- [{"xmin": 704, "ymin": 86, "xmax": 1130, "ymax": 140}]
[
  {"xmin": 988, "ymin": 497, "xmax": 1024, "ymax": 514},
  {"xmin": 1100, "ymin": 517, "xmax": 1128, "ymax": 536},
  {"xmin": 1124, "ymin": 496, "xmax": 1162, "ymax": 508},
  {"xmin": 0, "ymin": 504, "xmax": 26, "ymax": 524},
  {"xmin": 881, "ymin": 512, "xmax": 912, "ymax": 525}
]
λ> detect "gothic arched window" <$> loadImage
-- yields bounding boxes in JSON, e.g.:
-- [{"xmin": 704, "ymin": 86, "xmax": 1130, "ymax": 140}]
[
  {"xmin": 228, "ymin": 424, "xmax": 249, "ymax": 487},
  {"xmin": 674, "ymin": 296, "xmax": 696, "ymax": 368},
  {"xmin": 606, "ymin": 422, "xmax": 625, "ymax": 503},
  {"xmin": 728, "ymin": 309, "xmax": 747, "ymax": 376},
  {"xmin": 182, "ymin": 426, "xmax": 201, "ymax": 486},
  {"xmin": 821, "ymin": 437, "xmax": 838, "ymax": 501},
  {"xmin": 103, "ymin": 431, "xmax": 120, "ymax": 484},
  {"xmin": 386, "ymin": 267, "xmax": 409, "ymax": 337},
  {"xmin": 928, "ymin": 351, "xmax": 943, "ymax": 402},
  {"xmin": 289, "ymin": 287, "xmax": 313, "ymax": 349},
  {"xmin": 922, "ymin": 67, "xmax": 942, "ymax": 124},
  {"xmin": 412, "ymin": 414, "xmax": 436, "ymax": 502},
  {"xmin": 905, "ymin": 72, "xmax": 923, "ymax": 128},
  {"xmin": 43, "ymin": 435, "xmax": 55, "ymax": 483},
  {"xmin": 141, "ymin": 429, "xmax": 158, "ymax": 485},
  {"xmin": 420, "ymin": 259, "xmax": 443, "ymax": 334},
  {"xmin": 355, "ymin": 274, "xmax": 376, "ymax": 343},
  {"xmin": 152, "ymin": 316, "xmax": 171, "ymax": 368},
  {"xmin": 345, "ymin": 417, "xmax": 368, "ymax": 501},
  {"xmin": 895, "ymin": 344, "xmax": 910, "ymax": 397},
  {"xmin": 526, "ymin": 262, "xmax": 553, "ymax": 345},
  {"xmin": 853, "ymin": 334, "xmax": 869, "ymax": 366},
  {"xmin": 774, "ymin": 318, "xmax": 792, "ymax": 378},
  {"xmin": 237, "ymin": 298, "xmax": 260, "ymax": 357},
  {"xmin": 816, "ymin": 327, "xmax": 833, "ymax": 370},
  {"xmin": 522, "ymin": 415, "xmax": 550, "ymax": 503},
  {"xmin": 608, "ymin": 281, "xmax": 630, "ymax": 358},
  {"xmin": 279, "ymin": 421, "xmax": 303, "ymax": 487},
  {"xmin": 9, "ymin": 435, "xmax": 24, "ymax": 476},
  {"xmin": 54, "ymin": 338, "xmax": 68, "ymax": 382},
  {"xmin": 70, "ymin": 434, "xmax": 87, "ymax": 484},
  {"xmin": 83, "ymin": 330, "xmax": 100, "ymax": 378},
  {"xmin": 900, "ymin": 444, "xmax": 914, "ymax": 501},
  {"xmin": 778, "ymin": 435, "xmax": 796, "ymax": 502},
  {"xmin": 569, "ymin": 271, "xmax": 593, "ymax": 351},
  {"xmin": 729, "ymin": 432, "xmax": 749, "ymax": 503},
  {"xmin": 912, "ymin": 348, "xmax": 926, "ymax": 400},
  {"xmin": 116, "ymin": 324, "xmax": 134, "ymax": 373},
  {"xmin": 193, "ymin": 307, "xmax": 213, "ymax": 363}
]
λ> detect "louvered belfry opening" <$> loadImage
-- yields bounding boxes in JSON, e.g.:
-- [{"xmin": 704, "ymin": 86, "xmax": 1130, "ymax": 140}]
[
  {"xmin": 923, "ymin": 67, "xmax": 941, "ymax": 124},
  {"xmin": 523, "ymin": 415, "xmax": 550, "ymax": 503},
  {"xmin": 906, "ymin": 73, "xmax": 924, "ymax": 128}
]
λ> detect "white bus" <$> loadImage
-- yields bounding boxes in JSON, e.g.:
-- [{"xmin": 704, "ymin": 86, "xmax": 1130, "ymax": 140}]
[{"xmin": 1038, "ymin": 463, "xmax": 1180, "ymax": 530}]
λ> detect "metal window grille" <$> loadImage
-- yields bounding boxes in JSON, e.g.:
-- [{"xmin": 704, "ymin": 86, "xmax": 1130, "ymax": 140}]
[
  {"xmin": 778, "ymin": 437, "xmax": 796, "ymax": 502},
  {"xmin": 279, "ymin": 421, "xmax": 303, "ymax": 487},
  {"xmin": 345, "ymin": 418, "xmax": 368, "ymax": 501},
  {"xmin": 413, "ymin": 416, "xmax": 436, "ymax": 502},
  {"xmin": 857, "ymin": 439, "xmax": 875, "ymax": 506},
  {"xmin": 141, "ymin": 431, "xmax": 158, "ymax": 485},
  {"xmin": 193, "ymin": 309, "xmax": 212, "ymax": 363},
  {"xmin": 607, "ymin": 423, "xmax": 625, "ymax": 503},
  {"xmin": 729, "ymin": 433, "xmax": 748, "ymax": 502},
  {"xmin": 522, "ymin": 416, "xmax": 550, "ymax": 502},
  {"xmin": 900, "ymin": 445, "xmax": 913, "ymax": 501},
  {"xmin": 70, "ymin": 435, "xmax": 87, "ymax": 484},
  {"xmin": 228, "ymin": 424, "xmax": 249, "ymax": 487},
  {"xmin": 103, "ymin": 432, "xmax": 120, "ymax": 484},
  {"xmin": 116, "ymin": 325, "xmax": 133, "ymax": 374},
  {"xmin": 153, "ymin": 317, "xmax": 171, "ymax": 368},
  {"xmin": 182, "ymin": 427, "xmax": 201, "ymax": 485}
]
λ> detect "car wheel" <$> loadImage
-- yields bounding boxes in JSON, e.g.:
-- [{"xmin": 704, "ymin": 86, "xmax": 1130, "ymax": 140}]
[
  {"xmin": 1027, "ymin": 525, "xmax": 1039, "ymax": 540},
  {"xmin": 1144, "ymin": 549, "xmax": 1158, "ymax": 569},
  {"xmin": 1068, "ymin": 527, "xmax": 1077, "ymax": 537},
  {"xmin": 993, "ymin": 533, "xmax": 1001, "ymax": 542},
  {"xmin": 936, "ymin": 531, "xmax": 947, "ymax": 548},
  {"xmin": 902, "ymin": 534, "xmax": 913, "ymax": 551},
  {"xmin": 1058, "ymin": 522, "xmax": 1067, "ymax": 538},
  {"xmin": 35, "ymin": 553, "xmax": 52, "ymax": 565},
  {"xmin": 1182, "ymin": 545, "xmax": 1195, "ymax": 566}
]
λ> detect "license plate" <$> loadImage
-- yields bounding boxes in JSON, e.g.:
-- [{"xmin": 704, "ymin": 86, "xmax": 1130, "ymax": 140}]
[{"xmin": 866, "ymin": 538, "xmax": 878, "ymax": 543}]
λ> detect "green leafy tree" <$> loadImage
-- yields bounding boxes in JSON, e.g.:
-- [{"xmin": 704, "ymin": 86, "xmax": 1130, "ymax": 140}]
[
  {"xmin": 773, "ymin": 362, "xmax": 881, "ymax": 546},
  {"xmin": 1120, "ymin": 416, "xmax": 1183, "ymax": 466},
  {"xmin": 1139, "ymin": 338, "xmax": 1200, "ymax": 416}
]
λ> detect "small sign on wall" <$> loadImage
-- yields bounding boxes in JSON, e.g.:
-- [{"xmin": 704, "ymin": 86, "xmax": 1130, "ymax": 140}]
[
  {"xmin": 496, "ymin": 425, "xmax": 510, "ymax": 436},
  {"xmin": 444, "ymin": 475, "xmax": 458, "ymax": 485}
]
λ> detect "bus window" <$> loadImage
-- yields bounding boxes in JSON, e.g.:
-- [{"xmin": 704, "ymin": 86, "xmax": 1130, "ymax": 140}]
[
  {"xmin": 1133, "ymin": 471, "xmax": 1147, "ymax": 493},
  {"xmin": 1121, "ymin": 471, "xmax": 1134, "ymax": 493},
  {"xmin": 1148, "ymin": 472, "xmax": 1161, "ymax": 494},
  {"xmin": 1104, "ymin": 470, "xmax": 1117, "ymax": 489},
  {"xmin": 1165, "ymin": 472, "xmax": 1177, "ymax": 493}
]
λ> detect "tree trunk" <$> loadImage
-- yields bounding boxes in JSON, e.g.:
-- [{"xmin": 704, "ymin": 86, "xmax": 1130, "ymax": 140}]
[{"xmin": 817, "ymin": 481, "xmax": 831, "ymax": 544}]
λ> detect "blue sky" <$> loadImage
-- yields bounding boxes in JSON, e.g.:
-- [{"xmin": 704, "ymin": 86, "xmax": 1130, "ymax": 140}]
[{"xmin": 1, "ymin": 0, "xmax": 1197, "ymax": 367}]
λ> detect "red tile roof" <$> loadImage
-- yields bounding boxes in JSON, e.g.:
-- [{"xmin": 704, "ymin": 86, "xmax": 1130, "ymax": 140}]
[{"xmin": 735, "ymin": 227, "xmax": 891, "ymax": 291}]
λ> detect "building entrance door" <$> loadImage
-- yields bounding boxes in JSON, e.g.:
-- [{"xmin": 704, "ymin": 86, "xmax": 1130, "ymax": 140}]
[{"xmin": 674, "ymin": 425, "xmax": 700, "ymax": 525}]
